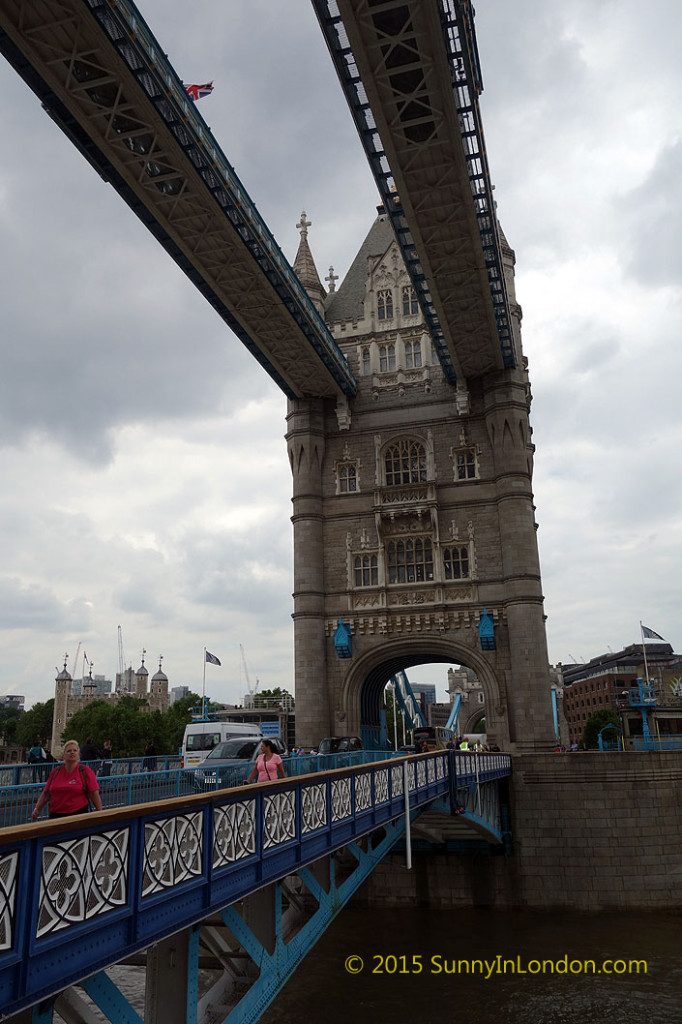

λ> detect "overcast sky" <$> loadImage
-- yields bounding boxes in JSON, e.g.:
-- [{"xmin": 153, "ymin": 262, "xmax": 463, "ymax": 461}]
[{"xmin": 1, "ymin": 0, "xmax": 680, "ymax": 709}]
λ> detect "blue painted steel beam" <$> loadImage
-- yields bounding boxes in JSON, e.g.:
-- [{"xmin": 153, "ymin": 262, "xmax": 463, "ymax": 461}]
[
  {"xmin": 216, "ymin": 816, "xmax": 410, "ymax": 1024},
  {"xmin": 445, "ymin": 693, "xmax": 462, "ymax": 732},
  {"xmin": 391, "ymin": 671, "xmax": 427, "ymax": 731},
  {"xmin": 80, "ymin": 972, "xmax": 144, "ymax": 1024}
]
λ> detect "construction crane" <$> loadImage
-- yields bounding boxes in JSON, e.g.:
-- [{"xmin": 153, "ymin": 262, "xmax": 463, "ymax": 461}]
[
  {"xmin": 117, "ymin": 626, "xmax": 126, "ymax": 678},
  {"xmin": 72, "ymin": 641, "xmax": 82, "ymax": 682},
  {"xmin": 117, "ymin": 626, "xmax": 128, "ymax": 692},
  {"xmin": 239, "ymin": 644, "xmax": 259, "ymax": 700}
]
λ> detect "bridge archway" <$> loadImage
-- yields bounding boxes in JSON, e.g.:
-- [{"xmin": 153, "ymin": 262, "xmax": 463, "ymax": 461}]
[{"xmin": 338, "ymin": 638, "xmax": 506, "ymax": 749}]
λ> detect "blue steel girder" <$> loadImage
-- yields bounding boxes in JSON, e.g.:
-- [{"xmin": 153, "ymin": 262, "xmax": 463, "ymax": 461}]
[
  {"xmin": 207, "ymin": 822, "xmax": 408, "ymax": 1024},
  {"xmin": 391, "ymin": 670, "xmax": 427, "ymax": 731},
  {"xmin": 0, "ymin": 0, "xmax": 356, "ymax": 401},
  {"xmin": 0, "ymin": 752, "xmax": 513, "ymax": 1019},
  {"xmin": 445, "ymin": 691, "xmax": 462, "ymax": 732},
  {"xmin": 313, "ymin": 0, "xmax": 517, "ymax": 380}
]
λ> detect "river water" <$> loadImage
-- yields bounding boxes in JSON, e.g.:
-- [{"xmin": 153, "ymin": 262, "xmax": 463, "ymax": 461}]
[
  {"xmin": 95, "ymin": 906, "xmax": 680, "ymax": 1024},
  {"xmin": 262, "ymin": 907, "xmax": 681, "ymax": 1024}
]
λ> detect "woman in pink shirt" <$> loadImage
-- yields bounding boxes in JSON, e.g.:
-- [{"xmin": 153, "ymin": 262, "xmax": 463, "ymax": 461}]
[
  {"xmin": 32, "ymin": 739, "xmax": 103, "ymax": 819},
  {"xmin": 247, "ymin": 739, "xmax": 285, "ymax": 784}
]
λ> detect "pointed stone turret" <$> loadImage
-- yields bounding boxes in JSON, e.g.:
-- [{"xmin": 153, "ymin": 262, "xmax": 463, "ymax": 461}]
[
  {"xmin": 293, "ymin": 210, "xmax": 326, "ymax": 315},
  {"xmin": 135, "ymin": 652, "xmax": 149, "ymax": 700},
  {"xmin": 324, "ymin": 205, "xmax": 395, "ymax": 326},
  {"xmin": 52, "ymin": 656, "xmax": 73, "ymax": 757},
  {"xmin": 150, "ymin": 656, "xmax": 168, "ymax": 705}
]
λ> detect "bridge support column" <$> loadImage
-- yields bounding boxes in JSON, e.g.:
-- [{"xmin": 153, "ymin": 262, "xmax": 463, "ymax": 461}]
[
  {"xmin": 484, "ymin": 372, "xmax": 554, "ymax": 751},
  {"xmin": 145, "ymin": 927, "xmax": 200, "ymax": 1024},
  {"xmin": 287, "ymin": 397, "xmax": 329, "ymax": 746}
]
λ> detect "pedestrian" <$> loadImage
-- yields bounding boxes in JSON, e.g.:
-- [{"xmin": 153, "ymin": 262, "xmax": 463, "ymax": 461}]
[
  {"xmin": 143, "ymin": 739, "xmax": 157, "ymax": 772},
  {"xmin": 100, "ymin": 739, "xmax": 113, "ymax": 777},
  {"xmin": 31, "ymin": 740, "xmax": 102, "ymax": 820},
  {"xmin": 79, "ymin": 736, "xmax": 100, "ymax": 771},
  {"xmin": 28, "ymin": 739, "xmax": 48, "ymax": 782},
  {"xmin": 247, "ymin": 739, "xmax": 285, "ymax": 783}
]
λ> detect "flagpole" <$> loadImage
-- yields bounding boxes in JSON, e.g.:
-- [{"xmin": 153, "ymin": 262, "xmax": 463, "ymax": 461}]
[
  {"xmin": 200, "ymin": 647, "xmax": 205, "ymax": 720},
  {"xmin": 640, "ymin": 621, "xmax": 652, "ymax": 687}
]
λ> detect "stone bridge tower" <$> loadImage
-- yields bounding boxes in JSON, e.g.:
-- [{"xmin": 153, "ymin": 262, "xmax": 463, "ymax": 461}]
[{"xmin": 287, "ymin": 208, "xmax": 554, "ymax": 753}]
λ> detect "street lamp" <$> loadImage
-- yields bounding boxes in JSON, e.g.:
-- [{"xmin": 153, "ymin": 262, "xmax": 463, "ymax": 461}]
[{"xmin": 617, "ymin": 690, "xmax": 629, "ymax": 750}]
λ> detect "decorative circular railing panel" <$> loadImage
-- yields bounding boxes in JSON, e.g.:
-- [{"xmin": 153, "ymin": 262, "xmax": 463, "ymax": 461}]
[
  {"xmin": 213, "ymin": 800, "xmax": 256, "ymax": 867},
  {"xmin": 142, "ymin": 813, "xmax": 203, "ymax": 897},
  {"xmin": 0, "ymin": 853, "xmax": 18, "ymax": 950},
  {"xmin": 37, "ymin": 829, "xmax": 128, "ymax": 937}
]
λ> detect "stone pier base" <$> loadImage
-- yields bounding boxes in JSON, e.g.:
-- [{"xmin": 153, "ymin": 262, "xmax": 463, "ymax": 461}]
[{"xmin": 357, "ymin": 752, "xmax": 682, "ymax": 910}]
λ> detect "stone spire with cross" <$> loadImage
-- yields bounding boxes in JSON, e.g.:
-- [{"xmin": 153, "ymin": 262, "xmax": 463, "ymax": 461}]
[{"xmin": 293, "ymin": 209, "xmax": 326, "ymax": 314}]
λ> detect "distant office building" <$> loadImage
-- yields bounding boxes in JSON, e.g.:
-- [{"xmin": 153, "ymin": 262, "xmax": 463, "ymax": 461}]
[
  {"xmin": 561, "ymin": 642, "xmax": 682, "ymax": 746},
  {"xmin": 0, "ymin": 695, "xmax": 24, "ymax": 711},
  {"xmin": 170, "ymin": 686, "xmax": 191, "ymax": 705},
  {"xmin": 427, "ymin": 702, "xmax": 452, "ymax": 728},
  {"xmin": 411, "ymin": 683, "xmax": 436, "ymax": 706},
  {"xmin": 71, "ymin": 674, "xmax": 112, "ymax": 697},
  {"xmin": 116, "ymin": 667, "xmax": 136, "ymax": 694}
]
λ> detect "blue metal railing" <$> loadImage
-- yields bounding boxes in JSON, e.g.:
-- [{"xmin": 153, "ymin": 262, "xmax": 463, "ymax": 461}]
[
  {"xmin": 633, "ymin": 735, "xmax": 682, "ymax": 751},
  {"xmin": 1, "ymin": 751, "xmax": 486, "ymax": 1018},
  {"xmin": 0, "ymin": 751, "xmax": 403, "ymax": 829},
  {"xmin": 0, "ymin": 755, "xmax": 181, "ymax": 788}
]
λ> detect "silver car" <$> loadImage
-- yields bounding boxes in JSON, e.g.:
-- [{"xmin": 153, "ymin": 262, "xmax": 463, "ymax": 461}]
[{"xmin": 193, "ymin": 737, "xmax": 287, "ymax": 789}]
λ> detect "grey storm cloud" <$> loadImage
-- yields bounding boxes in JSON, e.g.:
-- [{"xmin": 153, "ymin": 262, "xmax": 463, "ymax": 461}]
[
  {"xmin": 621, "ymin": 139, "xmax": 682, "ymax": 288},
  {"xmin": 0, "ymin": 577, "xmax": 93, "ymax": 633},
  {"xmin": 1, "ymin": 0, "xmax": 682, "ymax": 707}
]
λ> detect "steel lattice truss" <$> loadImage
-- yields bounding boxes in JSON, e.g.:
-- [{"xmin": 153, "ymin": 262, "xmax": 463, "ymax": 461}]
[
  {"xmin": 314, "ymin": 0, "xmax": 517, "ymax": 381},
  {"xmin": 0, "ymin": 0, "xmax": 356, "ymax": 399}
]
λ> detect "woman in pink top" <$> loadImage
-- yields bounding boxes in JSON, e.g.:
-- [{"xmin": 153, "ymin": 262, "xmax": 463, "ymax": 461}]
[
  {"xmin": 31, "ymin": 739, "xmax": 103, "ymax": 819},
  {"xmin": 247, "ymin": 739, "xmax": 285, "ymax": 783}
]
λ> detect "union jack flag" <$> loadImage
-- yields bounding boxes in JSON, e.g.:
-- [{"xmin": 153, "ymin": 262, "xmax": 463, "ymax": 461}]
[{"xmin": 185, "ymin": 82, "xmax": 214, "ymax": 102}]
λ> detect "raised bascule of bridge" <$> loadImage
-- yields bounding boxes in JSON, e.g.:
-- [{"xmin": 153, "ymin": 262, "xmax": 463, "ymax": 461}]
[{"xmin": 0, "ymin": 0, "xmax": 557, "ymax": 1020}]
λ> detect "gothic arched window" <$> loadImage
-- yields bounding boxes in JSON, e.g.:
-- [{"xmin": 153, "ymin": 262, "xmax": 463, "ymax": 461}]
[
  {"xmin": 387, "ymin": 538, "xmax": 433, "ymax": 584},
  {"xmin": 379, "ymin": 343, "xmax": 396, "ymax": 373},
  {"xmin": 377, "ymin": 289, "xmax": 393, "ymax": 321},
  {"xmin": 443, "ymin": 546, "xmax": 470, "ymax": 580},
  {"xmin": 405, "ymin": 339, "xmax": 422, "ymax": 369},
  {"xmin": 354, "ymin": 554, "xmax": 378, "ymax": 587},
  {"xmin": 402, "ymin": 285, "xmax": 418, "ymax": 316},
  {"xmin": 455, "ymin": 448, "xmax": 477, "ymax": 480},
  {"xmin": 384, "ymin": 438, "xmax": 426, "ymax": 486},
  {"xmin": 337, "ymin": 463, "xmax": 357, "ymax": 493},
  {"xmin": 361, "ymin": 346, "xmax": 371, "ymax": 375}
]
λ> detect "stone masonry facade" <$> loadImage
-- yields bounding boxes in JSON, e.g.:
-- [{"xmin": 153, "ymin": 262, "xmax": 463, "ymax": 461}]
[{"xmin": 288, "ymin": 210, "xmax": 555, "ymax": 752}]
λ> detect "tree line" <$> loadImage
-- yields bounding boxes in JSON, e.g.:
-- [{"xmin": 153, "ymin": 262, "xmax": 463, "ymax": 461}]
[{"xmin": 7, "ymin": 694, "xmax": 201, "ymax": 758}]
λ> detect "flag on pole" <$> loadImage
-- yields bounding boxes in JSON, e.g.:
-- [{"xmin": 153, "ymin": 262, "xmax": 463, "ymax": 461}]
[
  {"xmin": 185, "ymin": 82, "xmax": 214, "ymax": 102},
  {"xmin": 641, "ymin": 625, "xmax": 666, "ymax": 642},
  {"xmin": 205, "ymin": 650, "xmax": 221, "ymax": 666}
]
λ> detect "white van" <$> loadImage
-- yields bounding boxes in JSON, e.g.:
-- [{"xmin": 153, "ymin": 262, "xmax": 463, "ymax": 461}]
[{"xmin": 182, "ymin": 721, "xmax": 262, "ymax": 767}]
